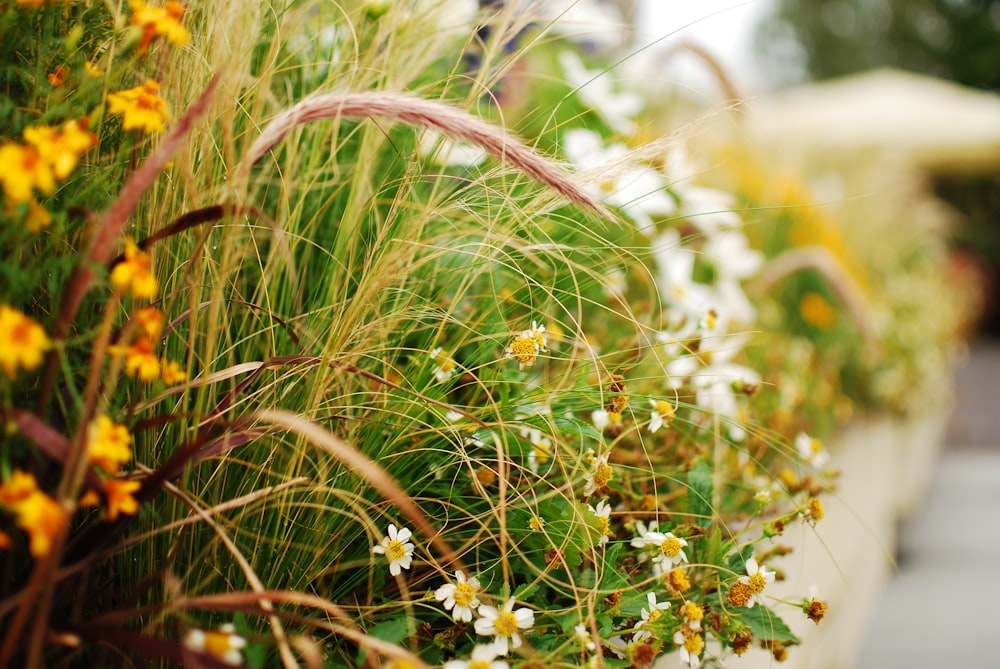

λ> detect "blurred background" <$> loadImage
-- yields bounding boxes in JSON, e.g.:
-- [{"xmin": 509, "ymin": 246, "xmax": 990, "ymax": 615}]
[
  {"xmin": 629, "ymin": 0, "xmax": 1000, "ymax": 338},
  {"xmin": 550, "ymin": 1, "xmax": 1000, "ymax": 667}
]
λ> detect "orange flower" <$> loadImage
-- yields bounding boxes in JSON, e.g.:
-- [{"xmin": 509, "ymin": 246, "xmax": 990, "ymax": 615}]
[
  {"xmin": 0, "ymin": 530, "xmax": 10, "ymax": 549},
  {"xmin": 134, "ymin": 306, "xmax": 164, "ymax": 339},
  {"xmin": 106, "ymin": 79, "xmax": 169, "ymax": 134},
  {"xmin": 110, "ymin": 237, "xmax": 158, "ymax": 299},
  {"xmin": 103, "ymin": 478, "xmax": 142, "ymax": 521},
  {"xmin": 47, "ymin": 65, "xmax": 69, "ymax": 87},
  {"xmin": 110, "ymin": 336, "xmax": 161, "ymax": 381},
  {"xmin": 87, "ymin": 415, "xmax": 133, "ymax": 474},
  {"xmin": 130, "ymin": 1, "xmax": 190, "ymax": 52},
  {"xmin": 0, "ymin": 305, "xmax": 52, "ymax": 379}
]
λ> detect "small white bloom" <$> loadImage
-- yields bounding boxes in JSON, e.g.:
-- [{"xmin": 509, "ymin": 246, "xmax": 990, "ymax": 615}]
[
  {"xmin": 582, "ymin": 452, "xmax": 613, "ymax": 497},
  {"xmin": 474, "ymin": 598, "xmax": 534, "ymax": 656},
  {"xmin": 589, "ymin": 499, "xmax": 612, "ymax": 546},
  {"xmin": 521, "ymin": 427, "xmax": 553, "ymax": 474},
  {"xmin": 648, "ymin": 399, "xmax": 675, "ymax": 434},
  {"xmin": 636, "ymin": 530, "xmax": 688, "ymax": 575},
  {"xmin": 430, "ymin": 347, "xmax": 458, "ymax": 383},
  {"xmin": 443, "ymin": 642, "xmax": 510, "ymax": 669},
  {"xmin": 435, "ymin": 570, "xmax": 482, "ymax": 623},
  {"xmin": 574, "ymin": 623, "xmax": 597, "ymax": 651},
  {"xmin": 633, "ymin": 591, "xmax": 671, "ymax": 641},
  {"xmin": 591, "ymin": 409, "xmax": 610, "ymax": 431},
  {"xmin": 559, "ymin": 52, "xmax": 643, "ymax": 135},
  {"xmin": 796, "ymin": 432, "xmax": 829, "ymax": 468},
  {"xmin": 182, "ymin": 623, "xmax": 247, "ymax": 666},
  {"xmin": 372, "ymin": 523, "xmax": 415, "ymax": 576},
  {"xmin": 738, "ymin": 558, "xmax": 776, "ymax": 608}
]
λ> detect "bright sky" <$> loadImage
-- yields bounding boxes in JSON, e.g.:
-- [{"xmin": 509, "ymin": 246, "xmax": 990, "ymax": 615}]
[{"xmin": 632, "ymin": 0, "xmax": 776, "ymax": 92}]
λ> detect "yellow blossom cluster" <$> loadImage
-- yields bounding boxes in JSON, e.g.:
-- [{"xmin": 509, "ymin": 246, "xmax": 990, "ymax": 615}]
[
  {"xmin": 0, "ymin": 471, "xmax": 65, "ymax": 558},
  {"xmin": 0, "ymin": 119, "xmax": 96, "ymax": 228},
  {"xmin": 0, "ymin": 305, "xmax": 52, "ymax": 379},
  {"xmin": 130, "ymin": 1, "xmax": 191, "ymax": 53},
  {"xmin": 106, "ymin": 79, "xmax": 170, "ymax": 134}
]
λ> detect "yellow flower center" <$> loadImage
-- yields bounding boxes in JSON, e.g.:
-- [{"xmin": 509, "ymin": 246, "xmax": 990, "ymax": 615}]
[
  {"xmin": 597, "ymin": 515, "xmax": 610, "ymax": 536},
  {"xmin": 684, "ymin": 633, "xmax": 704, "ymax": 655},
  {"xmin": 660, "ymin": 536, "xmax": 683, "ymax": 558},
  {"xmin": 647, "ymin": 608, "xmax": 662, "ymax": 623},
  {"xmin": 681, "ymin": 601, "xmax": 703, "ymax": 622},
  {"xmin": 203, "ymin": 630, "xmax": 237, "ymax": 658},
  {"xmin": 468, "ymin": 662, "xmax": 490, "ymax": 669},
  {"xmin": 748, "ymin": 572, "xmax": 767, "ymax": 594},
  {"xmin": 509, "ymin": 336, "xmax": 538, "ymax": 364},
  {"xmin": 529, "ymin": 515, "xmax": 545, "ymax": 531},
  {"xmin": 668, "ymin": 568, "xmax": 691, "ymax": 593},
  {"xmin": 726, "ymin": 582, "xmax": 752, "ymax": 608},
  {"xmin": 593, "ymin": 463, "xmax": 614, "ymax": 488},
  {"xmin": 493, "ymin": 610, "xmax": 519, "ymax": 637},
  {"xmin": 386, "ymin": 539, "xmax": 407, "ymax": 561},
  {"xmin": 655, "ymin": 400, "xmax": 675, "ymax": 418},
  {"xmin": 533, "ymin": 442, "xmax": 551, "ymax": 465},
  {"xmin": 453, "ymin": 582, "xmax": 476, "ymax": 607}
]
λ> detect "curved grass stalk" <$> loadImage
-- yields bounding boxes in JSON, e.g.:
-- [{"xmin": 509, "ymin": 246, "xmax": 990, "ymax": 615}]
[{"xmin": 234, "ymin": 90, "xmax": 611, "ymax": 217}]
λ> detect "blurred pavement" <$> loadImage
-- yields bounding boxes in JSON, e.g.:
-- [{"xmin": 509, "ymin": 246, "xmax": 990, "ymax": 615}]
[{"xmin": 855, "ymin": 339, "xmax": 1000, "ymax": 668}]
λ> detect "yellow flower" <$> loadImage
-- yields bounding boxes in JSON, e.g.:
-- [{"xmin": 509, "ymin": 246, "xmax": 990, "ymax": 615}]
[
  {"xmin": 800, "ymin": 292, "xmax": 837, "ymax": 330},
  {"xmin": 130, "ymin": 1, "xmax": 191, "ymax": 52},
  {"xmin": 106, "ymin": 79, "xmax": 169, "ymax": 134},
  {"xmin": 102, "ymin": 478, "xmax": 142, "ymax": 521},
  {"xmin": 84, "ymin": 61, "xmax": 104, "ymax": 78},
  {"xmin": 23, "ymin": 119, "xmax": 97, "ymax": 180},
  {"xmin": 87, "ymin": 415, "xmax": 133, "ymax": 474},
  {"xmin": 110, "ymin": 237, "xmax": 158, "ymax": 299},
  {"xmin": 0, "ymin": 472, "xmax": 65, "ymax": 559},
  {"xmin": 110, "ymin": 337, "xmax": 161, "ymax": 381},
  {"xmin": 160, "ymin": 358, "xmax": 187, "ymax": 385},
  {"xmin": 24, "ymin": 199, "xmax": 52, "ymax": 232},
  {"xmin": 15, "ymin": 490, "xmax": 65, "ymax": 557},
  {"xmin": 134, "ymin": 306, "xmax": 164, "ymax": 339},
  {"xmin": 0, "ymin": 305, "xmax": 52, "ymax": 379},
  {"xmin": 0, "ymin": 470, "xmax": 39, "ymax": 506},
  {"xmin": 0, "ymin": 143, "xmax": 56, "ymax": 203}
]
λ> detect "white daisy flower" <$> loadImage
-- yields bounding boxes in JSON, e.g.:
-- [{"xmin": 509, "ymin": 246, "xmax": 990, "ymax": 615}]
[
  {"xmin": 589, "ymin": 499, "xmax": 612, "ymax": 546},
  {"xmin": 796, "ymin": 432, "xmax": 829, "ymax": 468},
  {"xmin": 372, "ymin": 523, "xmax": 415, "ymax": 576},
  {"xmin": 739, "ymin": 558, "xmax": 776, "ymax": 608},
  {"xmin": 582, "ymin": 452, "xmax": 614, "ymax": 498},
  {"xmin": 648, "ymin": 399, "xmax": 675, "ymax": 433},
  {"xmin": 635, "ymin": 530, "xmax": 688, "ymax": 575},
  {"xmin": 574, "ymin": 624, "xmax": 597, "ymax": 652},
  {"xmin": 443, "ymin": 642, "xmax": 510, "ymax": 669},
  {"xmin": 434, "ymin": 570, "xmax": 482, "ymax": 623},
  {"xmin": 430, "ymin": 347, "xmax": 458, "ymax": 383},
  {"xmin": 182, "ymin": 623, "xmax": 247, "ymax": 666},
  {"xmin": 633, "ymin": 591, "xmax": 671, "ymax": 641},
  {"xmin": 474, "ymin": 598, "xmax": 534, "ymax": 655}
]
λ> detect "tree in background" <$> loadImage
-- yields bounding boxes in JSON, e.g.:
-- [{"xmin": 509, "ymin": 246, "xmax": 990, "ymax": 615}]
[
  {"xmin": 756, "ymin": 0, "xmax": 1000, "ymax": 333},
  {"xmin": 757, "ymin": 0, "xmax": 1000, "ymax": 91}
]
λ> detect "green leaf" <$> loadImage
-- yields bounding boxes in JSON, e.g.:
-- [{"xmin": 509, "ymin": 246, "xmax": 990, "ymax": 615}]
[
  {"xmin": 741, "ymin": 605, "xmax": 801, "ymax": 645},
  {"xmin": 553, "ymin": 415, "xmax": 603, "ymax": 443},
  {"xmin": 686, "ymin": 460, "xmax": 714, "ymax": 528}
]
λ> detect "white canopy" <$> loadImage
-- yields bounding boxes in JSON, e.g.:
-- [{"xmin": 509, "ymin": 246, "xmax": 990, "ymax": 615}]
[{"xmin": 747, "ymin": 68, "xmax": 1000, "ymax": 173}]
